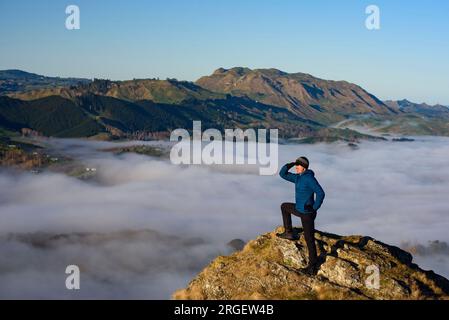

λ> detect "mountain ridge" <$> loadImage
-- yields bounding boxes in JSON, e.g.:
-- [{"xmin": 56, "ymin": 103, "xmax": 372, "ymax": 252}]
[
  {"xmin": 1, "ymin": 68, "xmax": 448, "ymax": 140},
  {"xmin": 196, "ymin": 67, "xmax": 398, "ymax": 124},
  {"xmin": 7, "ymin": 78, "xmax": 224, "ymax": 105},
  {"xmin": 385, "ymin": 99, "xmax": 449, "ymax": 118}
]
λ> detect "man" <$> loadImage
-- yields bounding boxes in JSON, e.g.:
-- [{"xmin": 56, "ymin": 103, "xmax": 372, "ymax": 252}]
[{"xmin": 278, "ymin": 156, "xmax": 325, "ymax": 275}]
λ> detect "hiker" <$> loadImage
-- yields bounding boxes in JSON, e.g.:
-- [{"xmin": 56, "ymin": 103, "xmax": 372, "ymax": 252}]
[{"xmin": 277, "ymin": 156, "xmax": 325, "ymax": 275}]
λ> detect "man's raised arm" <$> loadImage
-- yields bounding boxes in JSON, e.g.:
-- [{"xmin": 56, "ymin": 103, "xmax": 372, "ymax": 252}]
[{"xmin": 279, "ymin": 162, "xmax": 296, "ymax": 183}]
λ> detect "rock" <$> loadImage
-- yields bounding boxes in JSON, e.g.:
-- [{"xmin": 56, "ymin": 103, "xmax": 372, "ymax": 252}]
[
  {"xmin": 172, "ymin": 226, "xmax": 449, "ymax": 300},
  {"xmin": 227, "ymin": 239, "xmax": 245, "ymax": 252},
  {"xmin": 318, "ymin": 256, "xmax": 361, "ymax": 288}
]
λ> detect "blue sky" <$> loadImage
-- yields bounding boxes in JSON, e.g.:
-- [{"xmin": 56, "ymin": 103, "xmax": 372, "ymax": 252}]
[{"xmin": 0, "ymin": 0, "xmax": 448, "ymax": 104}]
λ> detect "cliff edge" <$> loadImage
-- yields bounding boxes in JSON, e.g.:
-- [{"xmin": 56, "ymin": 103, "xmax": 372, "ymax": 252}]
[{"xmin": 173, "ymin": 227, "xmax": 449, "ymax": 300}]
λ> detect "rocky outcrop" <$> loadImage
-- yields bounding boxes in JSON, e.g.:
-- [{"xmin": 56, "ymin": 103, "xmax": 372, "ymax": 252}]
[{"xmin": 173, "ymin": 227, "xmax": 449, "ymax": 300}]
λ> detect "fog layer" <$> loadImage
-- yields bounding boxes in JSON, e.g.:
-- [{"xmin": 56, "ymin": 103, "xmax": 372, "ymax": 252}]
[{"xmin": 1, "ymin": 137, "xmax": 448, "ymax": 298}]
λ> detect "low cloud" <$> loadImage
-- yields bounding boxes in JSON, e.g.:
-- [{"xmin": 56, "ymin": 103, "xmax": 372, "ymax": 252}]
[
  {"xmin": 1, "ymin": 136, "xmax": 449, "ymax": 298},
  {"xmin": 0, "ymin": 230, "xmax": 223, "ymax": 299}
]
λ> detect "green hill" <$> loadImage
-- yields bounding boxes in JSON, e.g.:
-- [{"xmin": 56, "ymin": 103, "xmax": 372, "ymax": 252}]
[
  {"xmin": 8, "ymin": 78, "xmax": 224, "ymax": 105},
  {"xmin": 2, "ymin": 68, "xmax": 448, "ymax": 140},
  {"xmin": 0, "ymin": 96, "xmax": 103, "ymax": 137},
  {"xmin": 1, "ymin": 93, "xmax": 379, "ymax": 142}
]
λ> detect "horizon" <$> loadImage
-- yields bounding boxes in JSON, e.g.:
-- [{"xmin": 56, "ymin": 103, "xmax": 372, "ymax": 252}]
[{"xmin": 0, "ymin": 1, "xmax": 448, "ymax": 105}]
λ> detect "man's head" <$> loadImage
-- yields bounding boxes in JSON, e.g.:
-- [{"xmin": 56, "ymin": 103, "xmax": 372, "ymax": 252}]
[{"xmin": 295, "ymin": 156, "xmax": 309, "ymax": 174}]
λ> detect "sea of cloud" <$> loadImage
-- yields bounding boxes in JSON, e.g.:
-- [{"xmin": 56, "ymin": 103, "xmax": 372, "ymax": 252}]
[{"xmin": 0, "ymin": 136, "xmax": 448, "ymax": 298}]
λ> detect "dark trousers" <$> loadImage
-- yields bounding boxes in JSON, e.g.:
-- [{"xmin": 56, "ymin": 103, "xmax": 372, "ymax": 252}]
[{"xmin": 280, "ymin": 202, "xmax": 317, "ymax": 265}]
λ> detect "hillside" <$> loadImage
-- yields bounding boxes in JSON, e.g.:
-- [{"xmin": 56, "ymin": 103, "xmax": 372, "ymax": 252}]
[
  {"xmin": 0, "ymin": 69, "xmax": 90, "ymax": 94},
  {"xmin": 334, "ymin": 114, "xmax": 449, "ymax": 136},
  {"xmin": 196, "ymin": 67, "xmax": 398, "ymax": 124},
  {"xmin": 385, "ymin": 99, "xmax": 449, "ymax": 118},
  {"xmin": 0, "ymin": 96, "xmax": 103, "ymax": 137},
  {"xmin": 1, "ymin": 93, "xmax": 384, "ymax": 141},
  {"xmin": 173, "ymin": 226, "xmax": 449, "ymax": 300},
  {"xmin": 8, "ymin": 78, "xmax": 224, "ymax": 104},
  {"xmin": 1, "ymin": 68, "xmax": 448, "ymax": 141}
]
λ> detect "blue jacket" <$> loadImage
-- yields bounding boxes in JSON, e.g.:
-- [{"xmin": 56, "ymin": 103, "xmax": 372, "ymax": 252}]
[{"xmin": 279, "ymin": 164, "xmax": 325, "ymax": 214}]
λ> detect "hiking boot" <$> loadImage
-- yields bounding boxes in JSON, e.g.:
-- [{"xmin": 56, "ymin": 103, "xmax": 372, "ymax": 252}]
[{"xmin": 276, "ymin": 230, "xmax": 299, "ymax": 240}]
